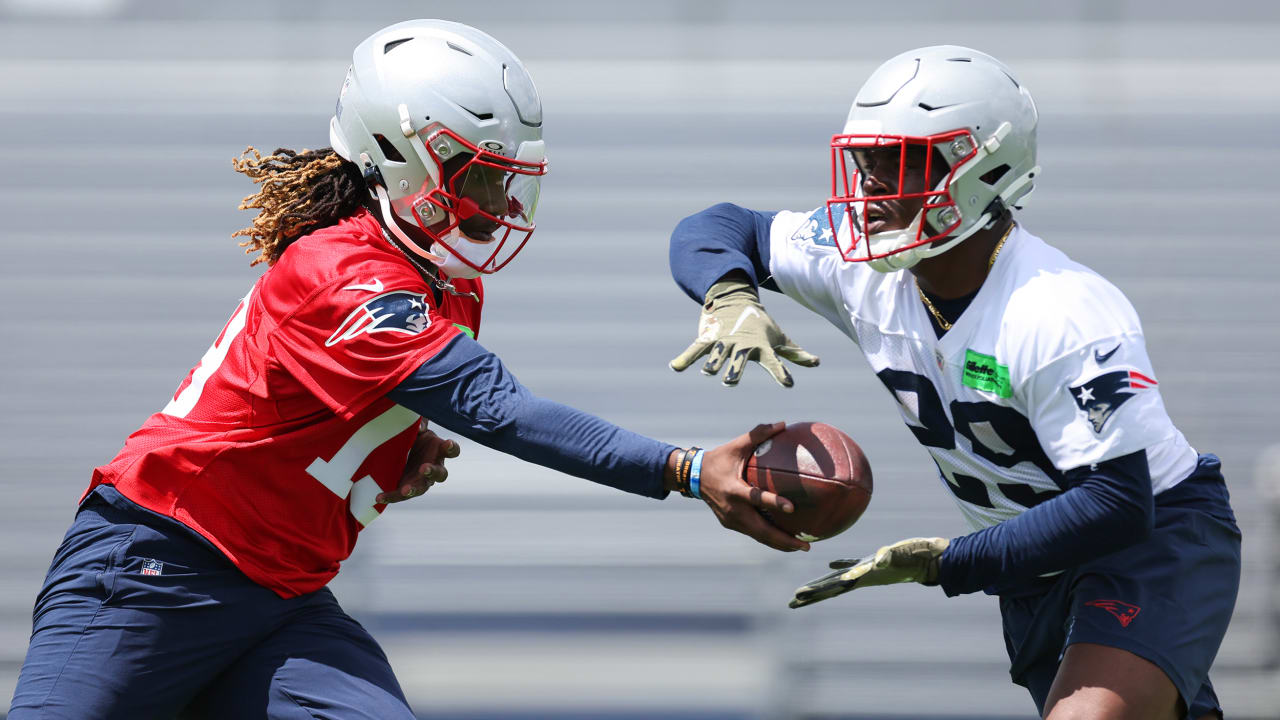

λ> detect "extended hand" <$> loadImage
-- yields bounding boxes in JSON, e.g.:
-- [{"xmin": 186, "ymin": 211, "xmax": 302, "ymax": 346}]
[
  {"xmin": 697, "ymin": 422, "xmax": 811, "ymax": 552},
  {"xmin": 670, "ymin": 276, "xmax": 818, "ymax": 387},
  {"xmin": 377, "ymin": 422, "xmax": 461, "ymax": 504},
  {"xmin": 788, "ymin": 537, "xmax": 949, "ymax": 609}
]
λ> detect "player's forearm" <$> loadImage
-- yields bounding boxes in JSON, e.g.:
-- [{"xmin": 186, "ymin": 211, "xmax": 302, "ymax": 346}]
[
  {"xmin": 669, "ymin": 202, "xmax": 776, "ymax": 301},
  {"xmin": 389, "ymin": 335, "xmax": 675, "ymax": 499},
  {"xmin": 487, "ymin": 393, "xmax": 676, "ymax": 498},
  {"xmin": 937, "ymin": 451, "xmax": 1154, "ymax": 596}
]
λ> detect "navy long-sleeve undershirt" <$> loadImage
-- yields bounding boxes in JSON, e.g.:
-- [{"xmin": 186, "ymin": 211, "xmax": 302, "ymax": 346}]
[
  {"xmin": 937, "ymin": 451, "xmax": 1154, "ymax": 596},
  {"xmin": 669, "ymin": 202, "xmax": 1159, "ymax": 594},
  {"xmin": 388, "ymin": 333, "xmax": 674, "ymax": 499},
  {"xmin": 669, "ymin": 202, "xmax": 777, "ymax": 301}
]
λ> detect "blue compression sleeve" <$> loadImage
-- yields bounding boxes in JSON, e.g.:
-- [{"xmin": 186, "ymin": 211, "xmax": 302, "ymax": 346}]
[
  {"xmin": 936, "ymin": 451, "xmax": 1154, "ymax": 596},
  {"xmin": 669, "ymin": 203, "xmax": 777, "ymax": 301},
  {"xmin": 388, "ymin": 334, "xmax": 675, "ymax": 499}
]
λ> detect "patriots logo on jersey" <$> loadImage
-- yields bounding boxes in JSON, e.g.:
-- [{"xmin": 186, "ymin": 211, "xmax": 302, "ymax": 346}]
[
  {"xmin": 1069, "ymin": 369, "xmax": 1157, "ymax": 433},
  {"xmin": 326, "ymin": 290, "xmax": 432, "ymax": 347},
  {"xmin": 791, "ymin": 207, "xmax": 837, "ymax": 247}
]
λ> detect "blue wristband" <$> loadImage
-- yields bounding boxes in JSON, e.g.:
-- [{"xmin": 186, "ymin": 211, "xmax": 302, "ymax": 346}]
[{"xmin": 689, "ymin": 449, "xmax": 705, "ymax": 499}]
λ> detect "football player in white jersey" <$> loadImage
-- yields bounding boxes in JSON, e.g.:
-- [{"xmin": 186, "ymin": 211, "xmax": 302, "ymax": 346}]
[{"xmin": 668, "ymin": 46, "xmax": 1240, "ymax": 720}]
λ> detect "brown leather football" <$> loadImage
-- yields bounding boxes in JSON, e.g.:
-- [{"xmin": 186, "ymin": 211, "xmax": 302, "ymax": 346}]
[{"xmin": 744, "ymin": 421, "xmax": 872, "ymax": 542}]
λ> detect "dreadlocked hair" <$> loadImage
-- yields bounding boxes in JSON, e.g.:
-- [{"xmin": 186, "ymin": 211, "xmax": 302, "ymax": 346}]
[{"xmin": 231, "ymin": 146, "xmax": 367, "ymax": 266}]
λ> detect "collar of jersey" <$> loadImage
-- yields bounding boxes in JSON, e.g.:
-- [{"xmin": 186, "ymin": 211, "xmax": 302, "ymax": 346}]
[{"xmin": 929, "ymin": 223, "xmax": 1022, "ymax": 355}]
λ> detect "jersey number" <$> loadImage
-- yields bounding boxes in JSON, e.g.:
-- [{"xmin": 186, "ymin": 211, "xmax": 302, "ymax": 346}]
[
  {"xmin": 162, "ymin": 289, "xmax": 253, "ymax": 419},
  {"xmin": 877, "ymin": 368, "xmax": 1063, "ymax": 509},
  {"xmin": 161, "ymin": 287, "xmax": 419, "ymax": 527},
  {"xmin": 307, "ymin": 405, "xmax": 421, "ymax": 527}
]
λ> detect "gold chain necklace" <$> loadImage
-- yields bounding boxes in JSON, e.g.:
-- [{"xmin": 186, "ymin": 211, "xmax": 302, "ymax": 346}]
[{"xmin": 916, "ymin": 223, "xmax": 1015, "ymax": 332}]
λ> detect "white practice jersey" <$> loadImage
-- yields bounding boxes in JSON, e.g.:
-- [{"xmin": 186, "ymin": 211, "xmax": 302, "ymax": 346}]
[{"xmin": 768, "ymin": 208, "xmax": 1198, "ymax": 531}]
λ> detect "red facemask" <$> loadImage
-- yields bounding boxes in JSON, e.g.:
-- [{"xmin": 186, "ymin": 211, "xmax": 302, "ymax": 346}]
[{"xmin": 826, "ymin": 130, "xmax": 977, "ymax": 265}]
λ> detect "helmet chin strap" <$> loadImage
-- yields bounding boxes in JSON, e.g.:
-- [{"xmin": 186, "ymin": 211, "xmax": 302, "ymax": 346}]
[
  {"xmin": 865, "ymin": 208, "xmax": 995, "ymax": 273},
  {"xmin": 359, "ymin": 153, "xmax": 495, "ymax": 287},
  {"xmin": 371, "ymin": 184, "xmax": 449, "ymax": 266},
  {"xmin": 368, "ymin": 184, "xmax": 480, "ymax": 302}
]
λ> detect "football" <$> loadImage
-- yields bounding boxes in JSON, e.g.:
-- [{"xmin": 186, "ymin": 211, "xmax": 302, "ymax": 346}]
[{"xmin": 744, "ymin": 422, "xmax": 872, "ymax": 542}]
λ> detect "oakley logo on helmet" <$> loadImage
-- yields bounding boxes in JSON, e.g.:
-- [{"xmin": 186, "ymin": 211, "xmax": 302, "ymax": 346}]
[{"xmin": 326, "ymin": 291, "xmax": 432, "ymax": 347}]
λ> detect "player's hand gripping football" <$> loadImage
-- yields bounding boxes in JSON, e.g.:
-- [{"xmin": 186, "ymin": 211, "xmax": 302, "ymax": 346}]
[
  {"xmin": 670, "ymin": 274, "xmax": 819, "ymax": 387},
  {"xmin": 788, "ymin": 537, "xmax": 950, "ymax": 608},
  {"xmin": 691, "ymin": 422, "xmax": 811, "ymax": 552},
  {"xmin": 377, "ymin": 421, "xmax": 460, "ymax": 504}
]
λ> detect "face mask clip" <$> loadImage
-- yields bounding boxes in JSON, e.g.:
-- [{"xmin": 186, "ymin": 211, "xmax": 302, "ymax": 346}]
[{"xmin": 359, "ymin": 153, "xmax": 387, "ymax": 192}]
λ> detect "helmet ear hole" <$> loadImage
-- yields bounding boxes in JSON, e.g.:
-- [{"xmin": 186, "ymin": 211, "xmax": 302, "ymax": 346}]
[
  {"xmin": 373, "ymin": 134, "xmax": 406, "ymax": 164},
  {"xmin": 980, "ymin": 163, "xmax": 1011, "ymax": 186}
]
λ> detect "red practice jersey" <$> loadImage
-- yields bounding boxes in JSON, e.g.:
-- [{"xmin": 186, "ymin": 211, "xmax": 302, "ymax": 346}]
[{"xmin": 87, "ymin": 209, "xmax": 483, "ymax": 597}]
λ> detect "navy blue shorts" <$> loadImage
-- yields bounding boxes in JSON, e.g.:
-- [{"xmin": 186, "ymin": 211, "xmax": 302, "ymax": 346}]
[
  {"xmin": 9, "ymin": 486, "xmax": 414, "ymax": 720},
  {"xmin": 998, "ymin": 455, "xmax": 1242, "ymax": 719}
]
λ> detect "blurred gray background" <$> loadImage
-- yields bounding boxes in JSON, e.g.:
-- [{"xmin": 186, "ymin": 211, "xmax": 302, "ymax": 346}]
[{"xmin": 2, "ymin": 1, "xmax": 1278, "ymax": 718}]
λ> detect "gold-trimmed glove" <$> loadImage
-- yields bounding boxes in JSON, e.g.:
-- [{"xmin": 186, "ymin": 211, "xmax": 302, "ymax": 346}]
[
  {"xmin": 669, "ymin": 277, "xmax": 819, "ymax": 387},
  {"xmin": 788, "ymin": 537, "xmax": 950, "ymax": 609}
]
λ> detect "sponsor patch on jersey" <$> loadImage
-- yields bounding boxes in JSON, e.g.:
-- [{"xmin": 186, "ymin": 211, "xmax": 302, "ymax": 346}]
[
  {"xmin": 1084, "ymin": 598, "xmax": 1141, "ymax": 628},
  {"xmin": 1069, "ymin": 369, "xmax": 1157, "ymax": 433},
  {"xmin": 790, "ymin": 207, "xmax": 838, "ymax": 247},
  {"xmin": 962, "ymin": 350, "xmax": 1012, "ymax": 398},
  {"xmin": 326, "ymin": 290, "xmax": 432, "ymax": 347}
]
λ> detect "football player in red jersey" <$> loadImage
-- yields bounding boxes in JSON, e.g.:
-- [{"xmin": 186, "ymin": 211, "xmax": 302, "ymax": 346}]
[{"xmin": 9, "ymin": 20, "xmax": 807, "ymax": 720}]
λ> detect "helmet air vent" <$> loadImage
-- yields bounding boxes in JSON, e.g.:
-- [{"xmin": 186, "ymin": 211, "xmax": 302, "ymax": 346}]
[
  {"xmin": 383, "ymin": 38, "xmax": 412, "ymax": 54},
  {"xmin": 446, "ymin": 41, "xmax": 474, "ymax": 56},
  {"xmin": 373, "ymin": 134, "xmax": 406, "ymax": 164},
  {"xmin": 460, "ymin": 106, "xmax": 494, "ymax": 121},
  {"xmin": 980, "ymin": 163, "xmax": 1011, "ymax": 185}
]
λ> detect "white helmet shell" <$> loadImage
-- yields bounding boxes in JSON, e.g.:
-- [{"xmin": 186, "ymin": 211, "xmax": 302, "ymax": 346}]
[
  {"xmin": 830, "ymin": 45, "xmax": 1039, "ymax": 272},
  {"xmin": 330, "ymin": 20, "xmax": 547, "ymax": 277}
]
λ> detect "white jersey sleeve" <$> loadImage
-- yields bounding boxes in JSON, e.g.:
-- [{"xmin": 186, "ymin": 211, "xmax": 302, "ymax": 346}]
[
  {"xmin": 1001, "ymin": 245, "xmax": 1197, "ymax": 492},
  {"xmin": 1023, "ymin": 334, "xmax": 1164, "ymax": 469},
  {"xmin": 766, "ymin": 207, "xmax": 855, "ymax": 334}
]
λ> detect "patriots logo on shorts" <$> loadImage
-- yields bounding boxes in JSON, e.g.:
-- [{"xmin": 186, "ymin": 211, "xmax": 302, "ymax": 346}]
[
  {"xmin": 1069, "ymin": 369, "xmax": 1157, "ymax": 433},
  {"xmin": 1085, "ymin": 599, "xmax": 1141, "ymax": 628},
  {"xmin": 326, "ymin": 290, "xmax": 432, "ymax": 347}
]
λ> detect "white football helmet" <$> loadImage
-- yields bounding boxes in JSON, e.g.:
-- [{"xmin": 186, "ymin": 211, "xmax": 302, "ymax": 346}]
[
  {"xmin": 827, "ymin": 45, "xmax": 1039, "ymax": 272},
  {"xmin": 330, "ymin": 19, "xmax": 548, "ymax": 278}
]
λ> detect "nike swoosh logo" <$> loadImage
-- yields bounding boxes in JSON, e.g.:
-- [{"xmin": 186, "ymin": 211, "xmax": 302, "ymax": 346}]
[
  {"xmin": 342, "ymin": 279, "xmax": 385, "ymax": 293},
  {"xmin": 1094, "ymin": 343, "xmax": 1121, "ymax": 364},
  {"xmin": 729, "ymin": 306, "xmax": 762, "ymax": 335}
]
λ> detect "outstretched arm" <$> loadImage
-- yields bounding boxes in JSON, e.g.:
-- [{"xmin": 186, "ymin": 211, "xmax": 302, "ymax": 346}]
[
  {"xmin": 668, "ymin": 204, "xmax": 819, "ymax": 386},
  {"xmin": 791, "ymin": 451, "xmax": 1153, "ymax": 607},
  {"xmin": 936, "ymin": 450, "xmax": 1153, "ymax": 596},
  {"xmin": 669, "ymin": 202, "xmax": 777, "ymax": 301},
  {"xmin": 388, "ymin": 333, "xmax": 810, "ymax": 551}
]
